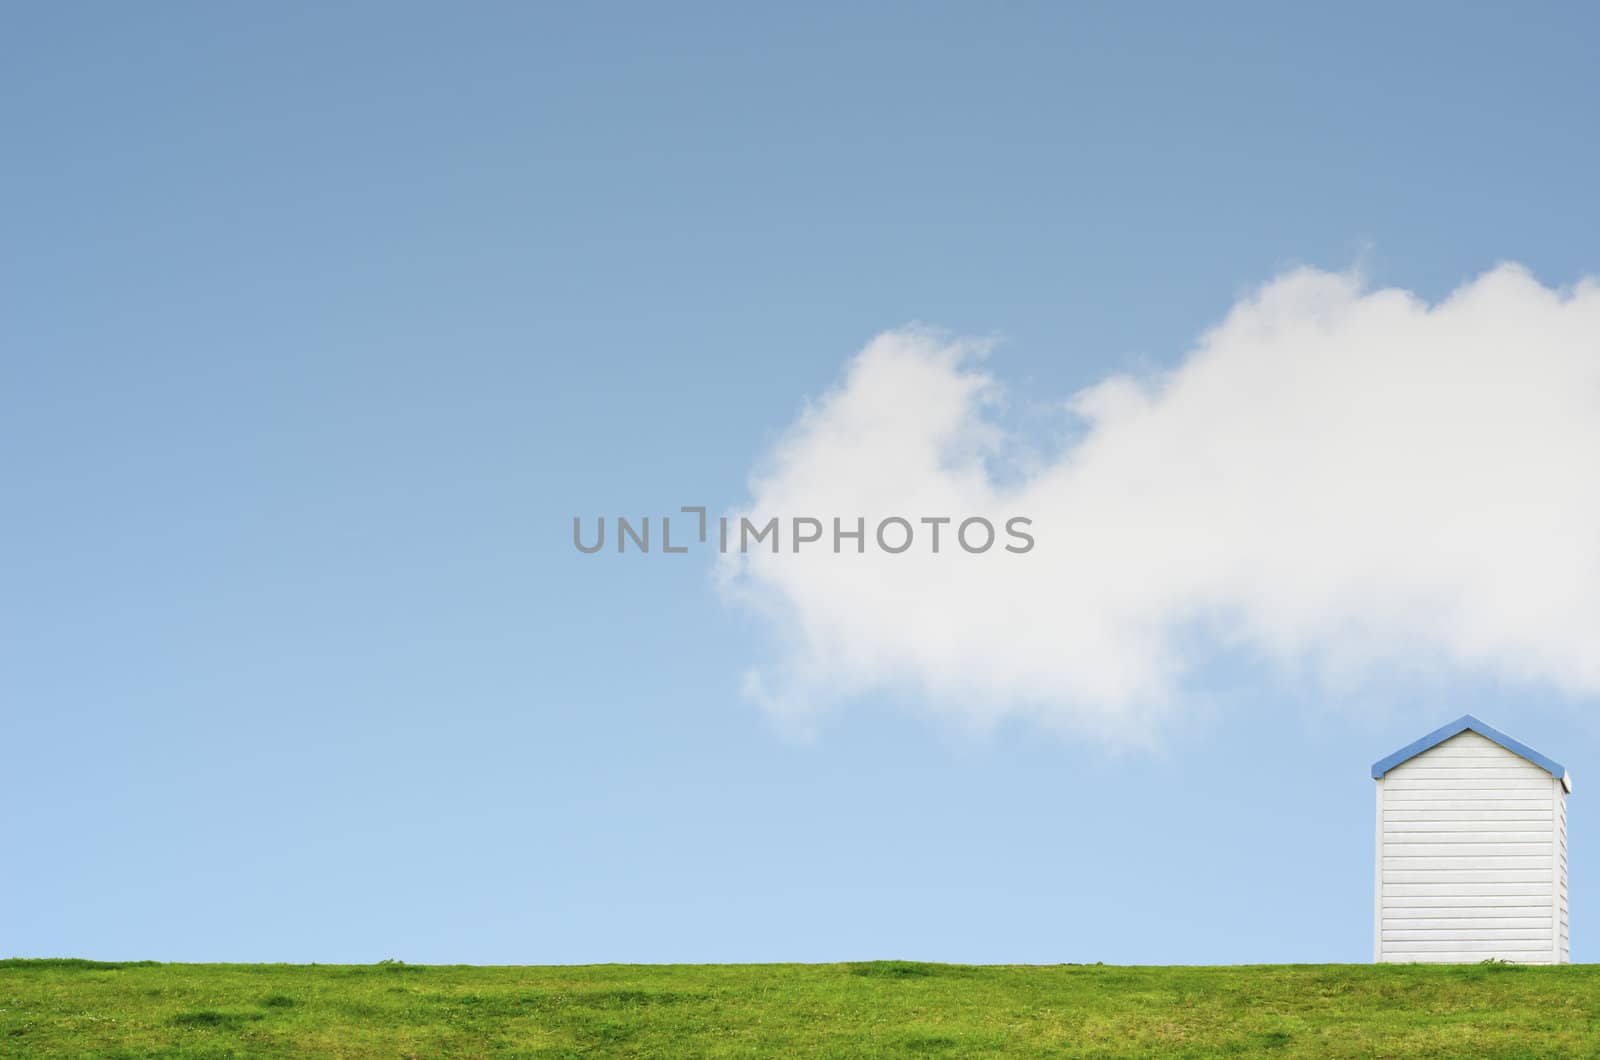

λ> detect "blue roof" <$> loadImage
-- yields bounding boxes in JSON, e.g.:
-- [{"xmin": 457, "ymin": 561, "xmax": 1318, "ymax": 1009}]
[{"xmin": 1371, "ymin": 714, "xmax": 1567, "ymax": 783}]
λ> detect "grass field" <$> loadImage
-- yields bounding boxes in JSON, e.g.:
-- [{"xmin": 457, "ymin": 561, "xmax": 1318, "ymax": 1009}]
[{"xmin": 2, "ymin": 958, "xmax": 1597, "ymax": 1057}]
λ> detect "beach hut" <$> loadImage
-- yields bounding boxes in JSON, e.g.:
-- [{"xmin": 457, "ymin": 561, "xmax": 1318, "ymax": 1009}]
[{"xmin": 1372, "ymin": 716, "xmax": 1570, "ymax": 963}]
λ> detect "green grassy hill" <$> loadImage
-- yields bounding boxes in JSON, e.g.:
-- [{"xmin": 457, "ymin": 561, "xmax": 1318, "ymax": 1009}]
[{"xmin": 3, "ymin": 958, "xmax": 1596, "ymax": 1057}]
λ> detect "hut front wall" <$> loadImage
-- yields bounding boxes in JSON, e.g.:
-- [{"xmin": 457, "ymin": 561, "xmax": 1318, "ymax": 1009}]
[{"xmin": 1376, "ymin": 730, "xmax": 1567, "ymax": 964}]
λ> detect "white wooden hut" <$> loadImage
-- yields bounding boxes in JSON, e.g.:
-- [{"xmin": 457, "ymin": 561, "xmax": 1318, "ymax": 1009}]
[{"xmin": 1373, "ymin": 715, "xmax": 1570, "ymax": 964}]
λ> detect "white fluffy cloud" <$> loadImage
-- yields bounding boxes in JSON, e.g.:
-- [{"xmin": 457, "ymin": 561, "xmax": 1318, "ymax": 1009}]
[{"xmin": 722, "ymin": 265, "xmax": 1600, "ymax": 740}]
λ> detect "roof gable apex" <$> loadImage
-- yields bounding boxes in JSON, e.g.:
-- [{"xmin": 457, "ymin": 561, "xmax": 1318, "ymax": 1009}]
[{"xmin": 1371, "ymin": 714, "xmax": 1570, "ymax": 791}]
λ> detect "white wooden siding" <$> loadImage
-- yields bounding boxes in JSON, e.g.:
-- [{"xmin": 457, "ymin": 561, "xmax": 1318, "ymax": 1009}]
[{"xmin": 1375, "ymin": 730, "xmax": 1568, "ymax": 964}]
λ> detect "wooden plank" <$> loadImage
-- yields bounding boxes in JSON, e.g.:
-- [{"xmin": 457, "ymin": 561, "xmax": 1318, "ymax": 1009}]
[
  {"xmin": 1385, "ymin": 778, "xmax": 1554, "ymax": 790},
  {"xmin": 1383, "ymin": 909, "xmax": 1551, "ymax": 922},
  {"xmin": 1384, "ymin": 808, "xmax": 1551, "ymax": 820},
  {"xmin": 1383, "ymin": 802, "xmax": 1553, "ymax": 813},
  {"xmin": 1387, "ymin": 799, "xmax": 1551, "ymax": 809},
  {"xmin": 1384, "ymin": 856, "xmax": 1550, "ymax": 871},
  {"xmin": 1383, "ymin": 894, "xmax": 1552, "ymax": 908},
  {"xmin": 1384, "ymin": 882, "xmax": 1553, "ymax": 897},
  {"xmin": 1384, "ymin": 937, "xmax": 1553, "ymax": 952},
  {"xmin": 1389, "ymin": 757, "xmax": 1543, "ymax": 772},
  {"xmin": 1384, "ymin": 842, "xmax": 1550, "ymax": 857},
  {"xmin": 1385, "ymin": 820, "xmax": 1549, "ymax": 833},
  {"xmin": 1384, "ymin": 870, "xmax": 1552, "ymax": 883},
  {"xmin": 1390, "ymin": 767, "xmax": 1549, "ymax": 780},
  {"xmin": 1382, "ymin": 917, "xmax": 1552, "ymax": 931},
  {"xmin": 1385, "ymin": 778, "xmax": 1554, "ymax": 792},
  {"xmin": 1384, "ymin": 929, "xmax": 1552, "ymax": 942},
  {"xmin": 1385, "ymin": 833, "xmax": 1550, "ymax": 845}
]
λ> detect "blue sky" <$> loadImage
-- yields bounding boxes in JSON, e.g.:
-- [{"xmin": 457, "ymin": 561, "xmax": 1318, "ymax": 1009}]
[{"xmin": 4, "ymin": 3, "xmax": 1599, "ymax": 964}]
